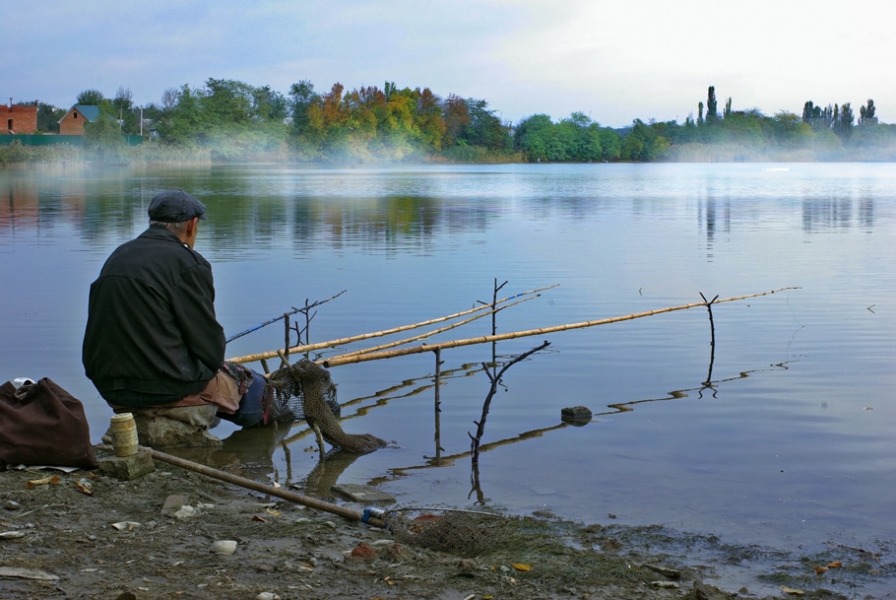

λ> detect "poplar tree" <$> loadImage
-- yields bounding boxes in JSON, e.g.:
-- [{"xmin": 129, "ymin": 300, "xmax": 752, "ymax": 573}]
[{"xmin": 706, "ymin": 86, "xmax": 718, "ymax": 124}]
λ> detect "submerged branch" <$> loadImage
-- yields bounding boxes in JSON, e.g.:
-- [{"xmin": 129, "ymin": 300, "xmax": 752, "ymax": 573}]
[{"xmin": 469, "ymin": 341, "xmax": 551, "ymax": 465}]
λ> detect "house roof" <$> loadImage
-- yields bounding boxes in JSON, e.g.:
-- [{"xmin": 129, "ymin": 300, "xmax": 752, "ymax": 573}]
[{"xmin": 59, "ymin": 104, "xmax": 101, "ymax": 123}]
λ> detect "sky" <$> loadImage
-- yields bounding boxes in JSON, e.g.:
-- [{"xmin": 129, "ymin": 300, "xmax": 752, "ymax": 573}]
[{"xmin": 5, "ymin": 0, "xmax": 895, "ymax": 128}]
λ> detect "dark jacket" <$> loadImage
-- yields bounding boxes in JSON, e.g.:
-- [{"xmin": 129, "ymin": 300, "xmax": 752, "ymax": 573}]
[{"xmin": 82, "ymin": 225, "xmax": 226, "ymax": 407}]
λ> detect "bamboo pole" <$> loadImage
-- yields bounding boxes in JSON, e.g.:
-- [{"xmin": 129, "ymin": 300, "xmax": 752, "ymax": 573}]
[
  {"xmin": 322, "ymin": 287, "xmax": 799, "ymax": 368},
  {"xmin": 227, "ymin": 284, "xmax": 557, "ymax": 364},
  {"xmin": 333, "ymin": 295, "xmax": 536, "ymax": 360},
  {"xmin": 147, "ymin": 448, "xmax": 386, "ymax": 528}
]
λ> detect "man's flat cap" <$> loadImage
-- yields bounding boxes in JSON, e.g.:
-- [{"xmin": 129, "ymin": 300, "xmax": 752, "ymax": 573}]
[{"xmin": 148, "ymin": 189, "xmax": 208, "ymax": 222}]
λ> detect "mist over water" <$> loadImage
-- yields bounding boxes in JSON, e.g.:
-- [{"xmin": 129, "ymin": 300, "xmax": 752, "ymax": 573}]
[{"xmin": 2, "ymin": 162, "xmax": 895, "ymax": 593}]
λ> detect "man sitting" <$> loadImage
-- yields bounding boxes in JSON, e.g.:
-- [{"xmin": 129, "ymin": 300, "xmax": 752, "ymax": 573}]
[{"xmin": 82, "ymin": 189, "xmax": 279, "ymax": 446}]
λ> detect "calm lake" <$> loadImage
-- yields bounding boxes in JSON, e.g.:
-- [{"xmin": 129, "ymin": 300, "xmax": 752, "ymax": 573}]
[{"xmin": 2, "ymin": 162, "xmax": 894, "ymax": 593}]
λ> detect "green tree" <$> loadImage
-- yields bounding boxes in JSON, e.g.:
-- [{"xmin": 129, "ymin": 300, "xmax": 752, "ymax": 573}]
[
  {"xmin": 289, "ymin": 80, "xmax": 318, "ymax": 135},
  {"xmin": 561, "ymin": 112, "xmax": 603, "ymax": 161},
  {"xmin": 76, "ymin": 89, "xmax": 104, "ymax": 106},
  {"xmin": 771, "ymin": 111, "xmax": 814, "ymax": 147},
  {"xmin": 252, "ymin": 85, "xmax": 288, "ymax": 122},
  {"xmin": 515, "ymin": 112, "xmax": 618, "ymax": 162},
  {"xmin": 203, "ymin": 78, "xmax": 254, "ymax": 125},
  {"xmin": 156, "ymin": 84, "xmax": 207, "ymax": 145},
  {"xmin": 598, "ymin": 127, "xmax": 622, "ymax": 161},
  {"xmin": 715, "ymin": 109, "xmax": 766, "ymax": 146},
  {"xmin": 620, "ymin": 119, "xmax": 669, "ymax": 161},
  {"xmin": 859, "ymin": 99, "xmax": 876, "ymax": 125},
  {"xmin": 514, "ymin": 113, "xmax": 555, "ymax": 161},
  {"xmin": 802, "ymin": 100, "xmax": 836, "ymax": 132},
  {"xmin": 833, "ymin": 103, "xmax": 854, "ymax": 139},
  {"xmin": 84, "ymin": 112, "xmax": 126, "ymax": 158},
  {"xmin": 112, "ymin": 87, "xmax": 140, "ymax": 135},
  {"xmin": 36, "ymin": 102, "xmax": 64, "ymax": 132},
  {"xmin": 459, "ymin": 98, "xmax": 510, "ymax": 151}
]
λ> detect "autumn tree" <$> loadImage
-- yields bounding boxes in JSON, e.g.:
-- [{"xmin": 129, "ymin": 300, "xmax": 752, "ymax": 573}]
[
  {"xmin": 343, "ymin": 85, "xmax": 382, "ymax": 139},
  {"xmin": 311, "ymin": 83, "xmax": 350, "ymax": 137},
  {"xmin": 442, "ymin": 94, "xmax": 471, "ymax": 147},
  {"xmin": 414, "ymin": 87, "xmax": 446, "ymax": 149},
  {"xmin": 383, "ymin": 85, "xmax": 417, "ymax": 136}
]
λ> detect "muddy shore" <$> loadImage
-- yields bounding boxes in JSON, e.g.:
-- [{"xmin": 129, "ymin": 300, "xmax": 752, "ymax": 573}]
[{"xmin": 0, "ymin": 446, "xmax": 884, "ymax": 599}]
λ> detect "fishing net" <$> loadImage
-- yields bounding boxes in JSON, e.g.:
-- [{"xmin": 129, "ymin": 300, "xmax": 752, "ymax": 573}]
[
  {"xmin": 265, "ymin": 362, "xmax": 341, "ymax": 423},
  {"xmin": 267, "ymin": 359, "xmax": 386, "ymax": 453},
  {"xmin": 383, "ymin": 507, "xmax": 523, "ymax": 557}
]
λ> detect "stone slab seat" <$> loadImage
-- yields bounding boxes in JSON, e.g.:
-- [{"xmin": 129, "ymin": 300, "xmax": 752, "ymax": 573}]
[{"xmin": 117, "ymin": 404, "xmax": 223, "ymax": 448}]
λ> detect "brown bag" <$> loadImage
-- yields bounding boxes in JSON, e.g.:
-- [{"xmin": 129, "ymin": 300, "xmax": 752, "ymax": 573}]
[{"xmin": 0, "ymin": 378, "xmax": 98, "ymax": 469}]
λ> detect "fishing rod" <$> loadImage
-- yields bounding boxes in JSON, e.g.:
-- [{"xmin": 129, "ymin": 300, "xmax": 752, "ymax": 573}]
[
  {"xmin": 226, "ymin": 307, "xmax": 304, "ymax": 343},
  {"xmin": 225, "ymin": 290, "xmax": 347, "ymax": 343}
]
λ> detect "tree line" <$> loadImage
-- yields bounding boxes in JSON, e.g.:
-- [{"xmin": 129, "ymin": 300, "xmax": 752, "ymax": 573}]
[{"xmin": 13, "ymin": 82, "xmax": 896, "ymax": 162}]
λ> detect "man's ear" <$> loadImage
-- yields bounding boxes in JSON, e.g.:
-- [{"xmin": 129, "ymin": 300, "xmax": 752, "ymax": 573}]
[{"xmin": 186, "ymin": 217, "xmax": 198, "ymax": 236}]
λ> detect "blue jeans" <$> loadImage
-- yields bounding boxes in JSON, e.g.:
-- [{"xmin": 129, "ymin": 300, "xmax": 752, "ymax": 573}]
[{"xmin": 219, "ymin": 370, "xmax": 268, "ymax": 427}]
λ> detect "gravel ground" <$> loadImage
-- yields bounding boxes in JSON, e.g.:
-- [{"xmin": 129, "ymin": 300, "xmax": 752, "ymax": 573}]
[{"xmin": 0, "ymin": 446, "xmax": 876, "ymax": 600}]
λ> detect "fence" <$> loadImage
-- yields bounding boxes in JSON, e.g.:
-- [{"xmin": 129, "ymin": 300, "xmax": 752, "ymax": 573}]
[{"xmin": 0, "ymin": 134, "xmax": 143, "ymax": 147}]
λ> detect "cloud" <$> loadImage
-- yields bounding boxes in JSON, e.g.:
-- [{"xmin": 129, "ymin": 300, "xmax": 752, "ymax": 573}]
[{"xmin": 5, "ymin": 0, "xmax": 896, "ymax": 126}]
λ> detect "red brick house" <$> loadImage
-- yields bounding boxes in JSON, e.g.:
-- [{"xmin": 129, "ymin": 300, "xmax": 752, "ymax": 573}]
[
  {"xmin": 3, "ymin": 102, "xmax": 38, "ymax": 134},
  {"xmin": 58, "ymin": 104, "xmax": 100, "ymax": 135}
]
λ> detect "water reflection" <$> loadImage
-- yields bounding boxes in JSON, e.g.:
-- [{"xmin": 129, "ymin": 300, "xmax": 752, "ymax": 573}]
[
  {"xmin": 699, "ymin": 197, "xmax": 731, "ymax": 258},
  {"xmin": 211, "ymin": 424, "xmax": 293, "ymax": 481},
  {"xmin": 695, "ymin": 194, "xmax": 878, "ymax": 245},
  {"xmin": 800, "ymin": 197, "xmax": 877, "ymax": 233},
  {"xmin": 2, "ymin": 167, "xmax": 882, "ymax": 256},
  {"xmin": 0, "ymin": 171, "xmax": 139, "ymax": 241},
  {"xmin": 382, "ymin": 356, "xmax": 791, "ymax": 480}
]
